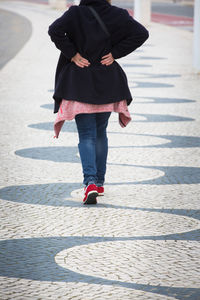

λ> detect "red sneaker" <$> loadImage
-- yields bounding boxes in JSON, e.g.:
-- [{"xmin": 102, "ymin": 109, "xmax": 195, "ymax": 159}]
[
  {"xmin": 97, "ymin": 186, "xmax": 104, "ymax": 196},
  {"xmin": 83, "ymin": 184, "xmax": 98, "ymax": 205}
]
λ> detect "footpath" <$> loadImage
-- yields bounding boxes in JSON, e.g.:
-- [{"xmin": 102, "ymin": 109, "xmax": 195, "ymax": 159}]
[{"xmin": 0, "ymin": 1, "xmax": 200, "ymax": 299}]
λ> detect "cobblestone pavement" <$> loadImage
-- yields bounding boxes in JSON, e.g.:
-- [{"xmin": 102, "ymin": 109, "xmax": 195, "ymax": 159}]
[{"xmin": 0, "ymin": 1, "xmax": 200, "ymax": 299}]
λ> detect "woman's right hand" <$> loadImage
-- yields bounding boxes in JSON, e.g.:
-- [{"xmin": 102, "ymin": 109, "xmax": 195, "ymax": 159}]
[
  {"xmin": 71, "ymin": 52, "xmax": 90, "ymax": 68},
  {"xmin": 101, "ymin": 53, "xmax": 115, "ymax": 66}
]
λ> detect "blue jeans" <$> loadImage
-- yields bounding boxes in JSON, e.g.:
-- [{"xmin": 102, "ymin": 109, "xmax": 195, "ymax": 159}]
[{"xmin": 75, "ymin": 112, "xmax": 111, "ymax": 186}]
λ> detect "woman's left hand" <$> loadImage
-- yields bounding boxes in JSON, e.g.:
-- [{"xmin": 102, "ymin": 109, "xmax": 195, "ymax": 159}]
[{"xmin": 101, "ymin": 53, "xmax": 114, "ymax": 66}]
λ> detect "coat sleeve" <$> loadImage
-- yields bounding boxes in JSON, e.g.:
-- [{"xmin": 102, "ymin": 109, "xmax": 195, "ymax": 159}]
[
  {"xmin": 48, "ymin": 7, "xmax": 77, "ymax": 60},
  {"xmin": 111, "ymin": 10, "xmax": 149, "ymax": 59}
]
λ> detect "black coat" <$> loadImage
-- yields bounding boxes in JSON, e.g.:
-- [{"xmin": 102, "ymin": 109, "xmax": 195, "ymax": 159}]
[{"xmin": 48, "ymin": 0, "xmax": 149, "ymax": 113}]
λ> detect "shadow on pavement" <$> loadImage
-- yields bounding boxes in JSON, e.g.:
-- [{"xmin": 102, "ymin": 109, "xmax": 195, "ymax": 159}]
[
  {"xmin": 135, "ymin": 96, "xmax": 195, "ymax": 103},
  {"xmin": 0, "ymin": 182, "xmax": 82, "ymax": 207},
  {"xmin": 129, "ymin": 82, "xmax": 174, "ymax": 88},
  {"xmin": 137, "ymin": 56, "xmax": 167, "ymax": 60},
  {"xmin": 41, "ymin": 95, "xmax": 195, "ymax": 111},
  {"xmin": 0, "ymin": 236, "xmax": 199, "ymax": 299},
  {"xmin": 13, "ymin": 146, "xmax": 200, "ymax": 184},
  {"xmin": 121, "ymin": 63, "xmax": 152, "ymax": 67},
  {"xmin": 29, "ymin": 110, "xmax": 195, "ymax": 133},
  {"xmin": 127, "ymin": 113, "xmax": 194, "ymax": 122},
  {"xmin": 110, "ymin": 134, "xmax": 200, "ymax": 148},
  {"xmin": 0, "ymin": 182, "xmax": 200, "ymax": 221},
  {"xmin": 127, "ymin": 73, "xmax": 181, "ymax": 79},
  {"xmin": 28, "ymin": 122, "xmax": 200, "ymax": 148}
]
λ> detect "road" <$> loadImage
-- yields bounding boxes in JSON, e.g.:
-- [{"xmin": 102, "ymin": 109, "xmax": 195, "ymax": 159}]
[
  {"xmin": 113, "ymin": 0, "xmax": 194, "ymax": 18},
  {"xmin": 112, "ymin": 0, "xmax": 194, "ymax": 30},
  {"xmin": 70, "ymin": 0, "xmax": 195, "ymax": 30},
  {"xmin": 0, "ymin": 9, "xmax": 32, "ymax": 69}
]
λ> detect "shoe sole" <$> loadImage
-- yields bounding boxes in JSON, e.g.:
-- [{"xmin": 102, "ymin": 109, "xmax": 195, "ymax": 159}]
[
  {"xmin": 83, "ymin": 191, "xmax": 98, "ymax": 205},
  {"xmin": 98, "ymin": 192, "xmax": 104, "ymax": 196}
]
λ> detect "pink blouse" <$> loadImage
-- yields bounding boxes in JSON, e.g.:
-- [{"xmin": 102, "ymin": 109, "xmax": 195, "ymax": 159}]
[{"xmin": 54, "ymin": 99, "xmax": 132, "ymax": 138}]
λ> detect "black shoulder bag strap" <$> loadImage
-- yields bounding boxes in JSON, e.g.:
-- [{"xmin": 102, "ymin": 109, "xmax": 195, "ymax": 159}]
[{"xmin": 88, "ymin": 6, "xmax": 110, "ymax": 38}]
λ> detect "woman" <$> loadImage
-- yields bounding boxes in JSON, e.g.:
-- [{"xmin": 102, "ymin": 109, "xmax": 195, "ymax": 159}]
[{"xmin": 48, "ymin": 0, "xmax": 149, "ymax": 205}]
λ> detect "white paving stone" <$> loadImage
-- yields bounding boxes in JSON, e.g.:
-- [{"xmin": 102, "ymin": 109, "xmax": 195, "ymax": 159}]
[{"xmin": 0, "ymin": 1, "xmax": 200, "ymax": 299}]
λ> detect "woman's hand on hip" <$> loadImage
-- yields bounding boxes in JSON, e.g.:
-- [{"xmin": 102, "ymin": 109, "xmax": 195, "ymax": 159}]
[
  {"xmin": 71, "ymin": 53, "xmax": 90, "ymax": 68},
  {"xmin": 101, "ymin": 53, "xmax": 114, "ymax": 66}
]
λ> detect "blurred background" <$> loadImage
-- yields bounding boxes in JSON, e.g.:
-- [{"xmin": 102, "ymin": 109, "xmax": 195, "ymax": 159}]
[
  {"xmin": 111, "ymin": 0, "xmax": 194, "ymax": 31},
  {"xmin": 12, "ymin": 0, "xmax": 194, "ymax": 31},
  {"xmin": 0, "ymin": 0, "xmax": 198, "ymax": 71}
]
